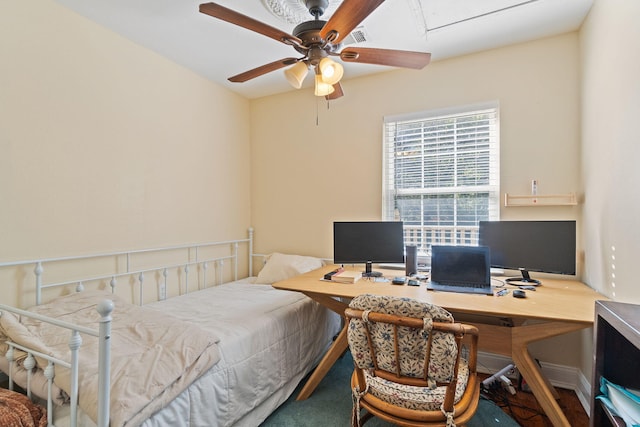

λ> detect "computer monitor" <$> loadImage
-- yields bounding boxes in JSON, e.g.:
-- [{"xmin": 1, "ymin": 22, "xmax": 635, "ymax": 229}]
[
  {"xmin": 333, "ymin": 221, "xmax": 405, "ymax": 277},
  {"xmin": 478, "ymin": 220, "xmax": 576, "ymax": 284}
]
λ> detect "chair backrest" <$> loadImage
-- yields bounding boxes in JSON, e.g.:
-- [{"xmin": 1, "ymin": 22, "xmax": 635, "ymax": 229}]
[{"xmin": 345, "ymin": 294, "xmax": 466, "ymax": 389}]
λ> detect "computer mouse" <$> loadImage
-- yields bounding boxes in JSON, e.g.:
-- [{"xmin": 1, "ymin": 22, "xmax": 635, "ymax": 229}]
[{"xmin": 513, "ymin": 290, "xmax": 526, "ymax": 298}]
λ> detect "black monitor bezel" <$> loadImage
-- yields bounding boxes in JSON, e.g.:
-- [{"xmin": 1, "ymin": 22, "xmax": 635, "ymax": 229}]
[
  {"xmin": 333, "ymin": 221, "xmax": 405, "ymax": 275},
  {"xmin": 478, "ymin": 220, "xmax": 576, "ymax": 283}
]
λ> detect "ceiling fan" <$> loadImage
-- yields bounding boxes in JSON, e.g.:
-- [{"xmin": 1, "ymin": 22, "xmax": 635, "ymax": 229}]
[{"xmin": 199, "ymin": 0, "xmax": 431, "ymax": 100}]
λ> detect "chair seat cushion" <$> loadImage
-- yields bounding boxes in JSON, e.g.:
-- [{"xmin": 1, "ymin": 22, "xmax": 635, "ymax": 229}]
[{"xmin": 363, "ymin": 359, "xmax": 470, "ymax": 412}]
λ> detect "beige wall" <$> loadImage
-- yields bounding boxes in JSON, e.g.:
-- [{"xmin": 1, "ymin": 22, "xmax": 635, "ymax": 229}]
[
  {"xmin": 251, "ymin": 33, "xmax": 581, "ymax": 262},
  {"xmin": 579, "ymin": 0, "xmax": 640, "ymax": 373},
  {"xmin": 0, "ymin": 0, "xmax": 251, "ymax": 306},
  {"xmin": 580, "ymin": 0, "xmax": 640, "ymax": 302}
]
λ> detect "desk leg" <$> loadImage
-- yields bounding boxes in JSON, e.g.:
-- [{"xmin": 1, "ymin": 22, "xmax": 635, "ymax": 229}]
[
  {"xmin": 295, "ymin": 292, "xmax": 351, "ymax": 400},
  {"xmin": 297, "ymin": 324, "xmax": 349, "ymax": 400},
  {"xmin": 302, "ymin": 291, "xmax": 349, "ymax": 317},
  {"xmin": 511, "ymin": 322, "xmax": 588, "ymax": 427}
]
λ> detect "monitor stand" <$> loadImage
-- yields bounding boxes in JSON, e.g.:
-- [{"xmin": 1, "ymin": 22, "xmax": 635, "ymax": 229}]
[
  {"xmin": 362, "ymin": 261, "xmax": 383, "ymax": 278},
  {"xmin": 505, "ymin": 269, "xmax": 541, "ymax": 285}
]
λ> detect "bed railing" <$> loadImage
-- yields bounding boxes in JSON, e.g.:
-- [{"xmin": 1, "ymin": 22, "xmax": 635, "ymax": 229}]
[
  {"xmin": 0, "ymin": 227, "xmax": 256, "ymax": 306},
  {"xmin": 0, "ymin": 228, "xmax": 258, "ymax": 426},
  {"xmin": 0, "ymin": 300, "xmax": 113, "ymax": 427}
]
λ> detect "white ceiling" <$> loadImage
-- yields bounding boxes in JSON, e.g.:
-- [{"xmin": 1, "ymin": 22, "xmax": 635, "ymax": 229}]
[{"xmin": 54, "ymin": 0, "xmax": 593, "ymax": 99}]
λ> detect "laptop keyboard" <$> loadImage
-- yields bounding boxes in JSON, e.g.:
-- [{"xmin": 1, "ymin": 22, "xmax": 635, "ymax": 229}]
[
  {"xmin": 428, "ymin": 281, "xmax": 493, "ymax": 295},
  {"xmin": 445, "ymin": 282, "xmax": 486, "ymax": 288}
]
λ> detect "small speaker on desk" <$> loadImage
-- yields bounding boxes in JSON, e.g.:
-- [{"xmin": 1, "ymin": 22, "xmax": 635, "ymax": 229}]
[{"xmin": 405, "ymin": 245, "xmax": 417, "ymax": 276}]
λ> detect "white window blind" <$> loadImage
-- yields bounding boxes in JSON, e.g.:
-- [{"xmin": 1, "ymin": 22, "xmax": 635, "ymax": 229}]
[{"xmin": 383, "ymin": 102, "xmax": 500, "ymax": 253}]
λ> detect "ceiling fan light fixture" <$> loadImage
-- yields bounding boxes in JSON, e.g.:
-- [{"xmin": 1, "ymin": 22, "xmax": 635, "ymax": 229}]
[
  {"xmin": 284, "ymin": 61, "xmax": 309, "ymax": 89},
  {"xmin": 318, "ymin": 57, "xmax": 343, "ymax": 85},
  {"xmin": 314, "ymin": 74, "xmax": 335, "ymax": 96},
  {"xmin": 200, "ymin": 0, "xmax": 432, "ymax": 101}
]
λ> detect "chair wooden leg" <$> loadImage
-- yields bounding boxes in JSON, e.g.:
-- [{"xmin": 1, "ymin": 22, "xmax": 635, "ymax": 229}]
[{"xmin": 360, "ymin": 411, "xmax": 373, "ymax": 426}]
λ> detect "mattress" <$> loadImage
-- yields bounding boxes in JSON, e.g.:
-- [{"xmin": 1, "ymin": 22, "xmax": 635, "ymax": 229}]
[{"xmin": 51, "ymin": 278, "xmax": 340, "ymax": 426}]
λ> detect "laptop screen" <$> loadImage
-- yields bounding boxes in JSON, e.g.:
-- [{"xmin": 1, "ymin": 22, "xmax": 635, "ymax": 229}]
[{"xmin": 431, "ymin": 245, "xmax": 491, "ymax": 284}]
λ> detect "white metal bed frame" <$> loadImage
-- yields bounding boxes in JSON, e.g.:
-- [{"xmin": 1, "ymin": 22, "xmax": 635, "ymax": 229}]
[{"xmin": 0, "ymin": 228, "xmax": 257, "ymax": 427}]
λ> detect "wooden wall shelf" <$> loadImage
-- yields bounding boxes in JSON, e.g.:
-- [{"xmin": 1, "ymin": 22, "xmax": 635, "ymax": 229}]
[{"xmin": 504, "ymin": 193, "xmax": 577, "ymax": 207}]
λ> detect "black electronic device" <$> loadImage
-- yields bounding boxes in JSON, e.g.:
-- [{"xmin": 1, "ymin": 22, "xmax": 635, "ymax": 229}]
[
  {"xmin": 427, "ymin": 245, "xmax": 493, "ymax": 295},
  {"xmin": 392, "ymin": 276, "xmax": 406, "ymax": 285},
  {"xmin": 479, "ymin": 220, "xmax": 576, "ymax": 285},
  {"xmin": 333, "ymin": 221, "xmax": 405, "ymax": 277},
  {"xmin": 513, "ymin": 290, "xmax": 527, "ymax": 298},
  {"xmin": 404, "ymin": 245, "xmax": 418, "ymax": 277},
  {"xmin": 323, "ymin": 268, "xmax": 343, "ymax": 281},
  {"xmin": 405, "ymin": 245, "xmax": 418, "ymax": 276}
]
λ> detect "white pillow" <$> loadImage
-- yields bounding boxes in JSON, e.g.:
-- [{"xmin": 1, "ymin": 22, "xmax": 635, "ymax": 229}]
[{"xmin": 255, "ymin": 252, "xmax": 324, "ymax": 284}]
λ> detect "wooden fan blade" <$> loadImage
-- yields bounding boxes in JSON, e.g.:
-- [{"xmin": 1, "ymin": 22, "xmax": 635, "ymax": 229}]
[
  {"xmin": 325, "ymin": 82, "xmax": 344, "ymax": 100},
  {"xmin": 229, "ymin": 58, "xmax": 299, "ymax": 83},
  {"xmin": 340, "ymin": 47, "xmax": 431, "ymax": 69},
  {"xmin": 320, "ymin": 0, "xmax": 386, "ymax": 44},
  {"xmin": 199, "ymin": 3, "xmax": 302, "ymax": 46}
]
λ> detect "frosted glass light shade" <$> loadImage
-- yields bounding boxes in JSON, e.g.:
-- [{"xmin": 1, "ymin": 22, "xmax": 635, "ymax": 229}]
[
  {"xmin": 319, "ymin": 58, "xmax": 343, "ymax": 85},
  {"xmin": 284, "ymin": 62, "xmax": 309, "ymax": 89},
  {"xmin": 314, "ymin": 74, "xmax": 335, "ymax": 96}
]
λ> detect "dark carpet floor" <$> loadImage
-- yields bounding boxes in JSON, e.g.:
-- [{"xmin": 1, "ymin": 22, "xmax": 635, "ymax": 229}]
[{"xmin": 262, "ymin": 351, "xmax": 520, "ymax": 426}]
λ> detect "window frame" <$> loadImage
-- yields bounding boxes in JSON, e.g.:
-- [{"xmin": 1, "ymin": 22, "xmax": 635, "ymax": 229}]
[{"xmin": 382, "ymin": 101, "xmax": 501, "ymax": 253}]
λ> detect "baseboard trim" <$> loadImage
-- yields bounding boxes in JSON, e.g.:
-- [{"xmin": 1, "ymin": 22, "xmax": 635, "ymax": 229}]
[
  {"xmin": 477, "ymin": 351, "xmax": 591, "ymax": 415},
  {"xmin": 575, "ymin": 369, "xmax": 592, "ymax": 415}
]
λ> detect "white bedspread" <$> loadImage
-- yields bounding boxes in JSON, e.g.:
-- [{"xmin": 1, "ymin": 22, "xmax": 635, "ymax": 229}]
[
  {"xmin": 141, "ymin": 280, "xmax": 340, "ymax": 427},
  {"xmin": 2, "ymin": 280, "xmax": 340, "ymax": 427},
  {"xmin": 0, "ymin": 291, "xmax": 222, "ymax": 427}
]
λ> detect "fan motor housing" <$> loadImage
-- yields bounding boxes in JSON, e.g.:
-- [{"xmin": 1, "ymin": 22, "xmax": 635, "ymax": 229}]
[
  {"xmin": 292, "ymin": 19, "xmax": 340, "ymax": 58},
  {"xmin": 293, "ymin": 20, "xmax": 326, "ymax": 44}
]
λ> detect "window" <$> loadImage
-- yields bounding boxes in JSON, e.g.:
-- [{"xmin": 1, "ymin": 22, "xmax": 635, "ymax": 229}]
[{"xmin": 383, "ymin": 102, "xmax": 500, "ymax": 254}]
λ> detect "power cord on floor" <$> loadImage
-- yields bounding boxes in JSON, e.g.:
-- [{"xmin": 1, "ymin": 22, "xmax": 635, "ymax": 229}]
[
  {"xmin": 479, "ymin": 362, "xmax": 551, "ymax": 426},
  {"xmin": 481, "ymin": 385, "xmax": 549, "ymax": 425},
  {"xmin": 481, "ymin": 363, "xmax": 516, "ymax": 394}
]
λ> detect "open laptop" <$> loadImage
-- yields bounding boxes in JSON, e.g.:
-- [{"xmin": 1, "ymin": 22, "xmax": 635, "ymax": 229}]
[{"xmin": 426, "ymin": 245, "xmax": 493, "ymax": 295}]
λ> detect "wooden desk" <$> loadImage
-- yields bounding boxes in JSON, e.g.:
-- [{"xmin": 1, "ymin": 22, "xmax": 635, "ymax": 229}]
[{"xmin": 273, "ymin": 265, "xmax": 608, "ymax": 427}]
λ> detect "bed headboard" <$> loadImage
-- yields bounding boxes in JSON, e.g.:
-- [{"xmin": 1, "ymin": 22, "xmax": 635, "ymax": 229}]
[{"xmin": 0, "ymin": 228, "xmax": 258, "ymax": 307}]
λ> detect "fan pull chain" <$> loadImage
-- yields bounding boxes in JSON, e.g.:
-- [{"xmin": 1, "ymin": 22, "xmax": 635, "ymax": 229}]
[{"xmin": 315, "ymin": 97, "xmax": 332, "ymax": 126}]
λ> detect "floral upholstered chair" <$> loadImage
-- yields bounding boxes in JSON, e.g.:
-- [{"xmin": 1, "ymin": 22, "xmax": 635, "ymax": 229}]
[{"xmin": 345, "ymin": 294, "xmax": 480, "ymax": 427}]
